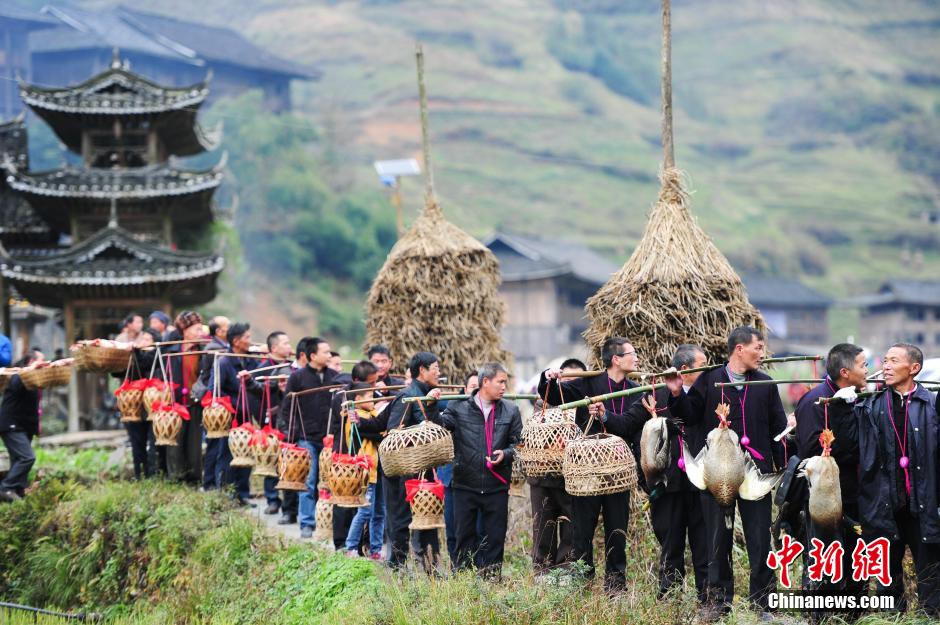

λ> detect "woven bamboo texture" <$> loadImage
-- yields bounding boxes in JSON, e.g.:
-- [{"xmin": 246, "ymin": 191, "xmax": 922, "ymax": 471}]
[
  {"xmin": 251, "ymin": 434, "xmax": 281, "ymax": 477},
  {"xmin": 117, "ymin": 390, "xmax": 144, "ymax": 423},
  {"xmin": 72, "ymin": 343, "xmax": 131, "ymax": 373},
  {"xmin": 563, "ymin": 433, "xmax": 637, "ymax": 496},
  {"xmin": 328, "ymin": 461, "xmax": 369, "ymax": 508},
  {"xmin": 228, "ymin": 427, "xmax": 256, "ymax": 467},
  {"xmin": 276, "ymin": 446, "xmax": 311, "ymax": 491},
  {"xmin": 152, "ymin": 410, "xmax": 182, "ymax": 446},
  {"xmin": 518, "ymin": 408, "xmax": 580, "ymax": 478},
  {"xmin": 313, "ymin": 495, "xmax": 333, "ymax": 541},
  {"xmin": 379, "ymin": 420, "xmax": 454, "ymax": 477},
  {"xmin": 408, "ymin": 488, "xmax": 445, "ymax": 530},
  {"xmin": 143, "ymin": 386, "xmax": 173, "ymax": 420},
  {"xmin": 20, "ymin": 363, "xmax": 72, "ymax": 390},
  {"xmin": 202, "ymin": 403, "xmax": 232, "ymax": 438},
  {"xmin": 510, "ymin": 453, "xmax": 527, "ymax": 497},
  {"xmin": 317, "ymin": 446, "xmax": 332, "ymax": 490},
  {"xmin": 0, "ymin": 369, "xmax": 16, "ymax": 393}
]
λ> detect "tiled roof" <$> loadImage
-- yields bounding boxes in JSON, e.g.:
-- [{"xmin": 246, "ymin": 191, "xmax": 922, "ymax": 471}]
[
  {"xmin": 1, "ymin": 225, "xmax": 224, "ymax": 286},
  {"xmin": 741, "ymin": 274, "xmax": 832, "ymax": 308},
  {"xmin": 4, "ymin": 161, "xmax": 223, "ymax": 200},
  {"xmin": 484, "ymin": 232, "xmax": 619, "ymax": 286}
]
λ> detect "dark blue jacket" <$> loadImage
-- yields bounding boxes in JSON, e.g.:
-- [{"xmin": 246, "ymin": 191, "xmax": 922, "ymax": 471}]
[
  {"xmin": 671, "ymin": 365, "xmax": 789, "ymax": 474},
  {"xmin": 857, "ymin": 385, "xmax": 940, "ymax": 543},
  {"xmin": 796, "ymin": 379, "xmax": 860, "ymax": 504}
]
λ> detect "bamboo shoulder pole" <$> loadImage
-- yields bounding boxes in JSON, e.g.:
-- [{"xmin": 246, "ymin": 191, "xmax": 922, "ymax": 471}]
[
  {"xmin": 402, "ymin": 393, "xmax": 538, "ymax": 404},
  {"xmin": 347, "ymin": 396, "xmax": 397, "ymax": 407},
  {"xmin": 342, "ymin": 384, "xmax": 406, "ymax": 394},
  {"xmin": 288, "ymin": 384, "xmax": 345, "ymax": 398},
  {"xmin": 762, "ymin": 355, "xmax": 823, "ymax": 364},
  {"xmin": 161, "ymin": 351, "xmax": 270, "ymax": 360},
  {"xmin": 714, "ymin": 378, "xmax": 823, "ymax": 388},
  {"xmin": 245, "ymin": 362, "xmax": 292, "ymax": 375},
  {"xmin": 556, "ymin": 383, "xmax": 667, "ymax": 411}
]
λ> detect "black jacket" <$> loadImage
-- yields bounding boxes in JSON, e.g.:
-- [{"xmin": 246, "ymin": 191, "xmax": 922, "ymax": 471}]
[
  {"xmin": 671, "ymin": 365, "xmax": 789, "ymax": 473},
  {"xmin": 795, "ymin": 379, "xmax": 859, "ymax": 505},
  {"xmin": 161, "ymin": 343, "xmax": 206, "ymax": 408},
  {"xmin": 111, "ymin": 349, "xmax": 156, "ymax": 383},
  {"xmin": 207, "ymin": 354, "xmax": 262, "ymax": 424},
  {"xmin": 536, "ymin": 370, "xmax": 640, "ymax": 439},
  {"xmin": 253, "ymin": 358, "xmax": 291, "ymax": 428},
  {"xmin": 433, "ymin": 391, "xmax": 522, "ymax": 494},
  {"xmin": 277, "ymin": 365, "xmax": 340, "ymax": 444},
  {"xmin": 355, "ymin": 379, "xmax": 440, "ymax": 435},
  {"xmin": 856, "ymin": 385, "xmax": 940, "ymax": 543},
  {"xmin": 621, "ymin": 386, "xmax": 697, "ymax": 494},
  {"xmin": 0, "ymin": 375, "xmax": 40, "ymax": 437}
]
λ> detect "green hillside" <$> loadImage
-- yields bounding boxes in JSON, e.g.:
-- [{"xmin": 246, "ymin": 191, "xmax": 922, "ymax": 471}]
[{"xmin": 66, "ymin": 0, "xmax": 940, "ymax": 340}]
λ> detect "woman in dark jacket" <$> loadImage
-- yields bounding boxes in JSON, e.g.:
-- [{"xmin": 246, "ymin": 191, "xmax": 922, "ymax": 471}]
[{"xmin": 0, "ymin": 350, "xmax": 45, "ymax": 501}]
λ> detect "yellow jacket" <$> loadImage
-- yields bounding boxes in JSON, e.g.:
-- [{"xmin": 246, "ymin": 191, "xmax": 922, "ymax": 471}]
[{"xmin": 346, "ymin": 408, "xmax": 381, "ymax": 483}]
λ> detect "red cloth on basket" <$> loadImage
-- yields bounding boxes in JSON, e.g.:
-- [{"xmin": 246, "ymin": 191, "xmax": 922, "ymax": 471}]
[
  {"xmin": 151, "ymin": 402, "xmax": 191, "ymax": 420},
  {"xmin": 115, "ymin": 379, "xmax": 148, "ymax": 395},
  {"xmin": 201, "ymin": 394, "xmax": 236, "ymax": 414},
  {"xmin": 404, "ymin": 479, "xmax": 445, "ymax": 503}
]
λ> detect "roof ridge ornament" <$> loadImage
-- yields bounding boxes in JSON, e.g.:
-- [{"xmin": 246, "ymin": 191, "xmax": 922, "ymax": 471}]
[
  {"xmin": 108, "ymin": 197, "xmax": 118, "ymax": 228},
  {"xmin": 111, "ymin": 47, "xmax": 121, "ymax": 69}
]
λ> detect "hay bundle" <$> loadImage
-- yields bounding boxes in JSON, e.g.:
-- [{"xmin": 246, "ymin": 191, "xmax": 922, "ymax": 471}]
[
  {"xmin": 363, "ymin": 44, "xmax": 508, "ymax": 380},
  {"xmin": 583, "ymin": 1, "xmax": 763, "ymax": 369}
]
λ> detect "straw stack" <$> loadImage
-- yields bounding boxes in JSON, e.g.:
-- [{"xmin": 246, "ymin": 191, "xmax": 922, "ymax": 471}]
[
  {"xmin": 363, "ymin": 44, "xmax": 508, "ymax": 379},
  {"xmin": 583, "ymin": 1, "xmax": 763, "ymax": 369}
]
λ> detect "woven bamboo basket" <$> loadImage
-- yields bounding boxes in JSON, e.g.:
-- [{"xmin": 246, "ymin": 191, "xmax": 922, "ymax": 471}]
[
  {"xmin": 228, "ymin": 427, "xmax": 256, "ymax": 468},
  {"xmin": 318, "ymin": 445, "xmax": 333, "ymax": 490},
  {"xmin": 117, "ymin": 389, "xmax": 144, "ymax": 423},
  {"xmin": 313, "ymin": 491, "xmax": 333, "ymax": 541},
  {"xmin": 379, "ymin": 420, "xmax": 454, "ymax": 477},
  {"xmin": 152, "ymin": 409, "xmax": 183, "ymax": 446},
  {"xmin": 143, "ymin": 385, "xmax": 173, "ymax": 420},
  {"xmin": 276, "ymin": 445, "xmax": 311, "ymax": 491},
  {"xmin": 251, "ymin": 433, "xmax": 281, "ymax": 477},
  {"xmin": 328, "ymin": 459, "xmax": 370, "ymax": 508},
  {"xmin": 408, "ymin": 487, "xmax": 445, "ymax": 530},
  {"xmin": 72, "ymin": 343, "xmax": 131, "ymax": 373},
  {"xmin": 20, "ymin": 362, "xmax": 72, "ymax": 390},
  {"xmin": 202, "ymin": 403, "xmax": 232, "ymax": 438},
  {"xmin": 563, "ymin": 433, "xmax": 637, "ymax": 497},
  {"xmin": 518, "ymin": 410, "xmax": 580, "ymax": 478},
  {"xmin": 509, "ymin": 453, "xmax": 526, "ymax": 497}
]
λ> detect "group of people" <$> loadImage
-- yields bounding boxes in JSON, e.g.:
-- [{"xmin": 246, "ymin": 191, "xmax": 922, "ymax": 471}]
[
  {"xmin": 2, "ymin": 314, "xmax": 939, "ymax": 620},
  {"xmin": 533, "ymin": 328, "xmax": 939, "ymax": 621}
]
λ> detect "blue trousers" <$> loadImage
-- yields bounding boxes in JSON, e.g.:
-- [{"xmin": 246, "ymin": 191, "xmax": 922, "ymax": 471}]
[
  {"xmin": 203, "ymin": 436, "xmax": 225, "ymax": 489},
  {"xmin": 345, "ymin": 480, "xmax": 386, "ymax": 554},
  {"xmin": 296, "ymin": 439, "xmax": 321, "ymax": 529}
]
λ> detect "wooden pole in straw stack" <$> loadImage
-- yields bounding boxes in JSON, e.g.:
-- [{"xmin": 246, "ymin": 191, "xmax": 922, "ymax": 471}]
[
  {"xmin": 362, "ymin": 44, "xmax": 509, "ymax": 381},
  {"xmin": 582, "ymin": 0, "xmax": 765, "ymax": 370}
]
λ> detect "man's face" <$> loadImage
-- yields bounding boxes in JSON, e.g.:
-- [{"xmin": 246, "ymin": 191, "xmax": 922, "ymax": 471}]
[
  {"xmin": 270, "ymin": 334, "xmax": 292, "ymax": 360},
  {"xmin": 841, "ymin": 353, "xmax": 869, "ymax": 390},
  {"xmin": 310, "ymin": 342, "xmax": 332, "ymax": 368},
  {"xmin": 130, "ymin": 316, "xmax": 144, "ymax": 333},
  {"xmin": 681, "ymin": 350, "xmax": 708, "ymax": 387},
  {"xmin": 480, "ymin": 371, "xmax": 508, "ymax": 400},
  {"xmin": 135, "ymin": 332, "xmax": 155, "ymax": 349},
  {"xmin": 363, "ymin": 372, "xmax": 379, "ymax": 386},
  {"xmin": 150, "ymin": 317, "xmax": 166, "ymax": 333},
  {"xmin": 31, "ymin": 350, "xmax": 46, "ymax": 365},
  {"xmin": 735, "ymin": 336, "xmax": 765, "ymax": 371},
  {"xmin": 612, "ymin": 343, "xmax": 639, "ymax": 374},
  {"xmin": 883, "ymin": 347, "xmax": 919, "ymax": 388},
  {"xmin": 464, "ymin": 375, "xmax": 479, "ymax": 394},
  {"xmin": 371, "ymin": 353, "xmax": 391, "ymax": 378},
  {"xmin": 233, "ymin": 330, "xmax": 252, "ymax": 354},
  {"xmin": 417, "ymin": 360, "xmax": 440, "ymax": 386},
  {"xmin": 328, "ymin": 355, "xmax": 343, "ymax": 373}
]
